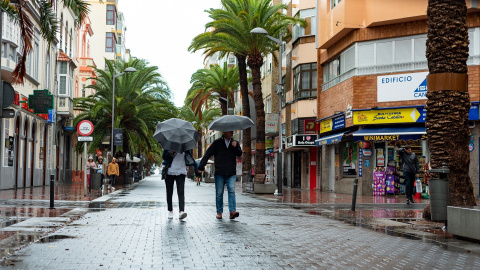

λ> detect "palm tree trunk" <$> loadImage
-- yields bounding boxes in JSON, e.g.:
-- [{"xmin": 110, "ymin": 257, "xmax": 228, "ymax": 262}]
[
  {"xmin": 248, "ymin": 58, "xmax": 266, "ymax": 183},
  {"xmin": 425, "ymin": 0, "xmax": 476, "ymax": 211},
  {"xmin": 236, "ymin": 54, "xmax": 252, "ymax": 178}
]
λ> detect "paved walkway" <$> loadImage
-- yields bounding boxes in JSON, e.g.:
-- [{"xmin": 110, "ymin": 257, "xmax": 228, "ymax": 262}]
[{"xmin": 1, "ymin": 175, "xmax": 480, "ymax": 269}]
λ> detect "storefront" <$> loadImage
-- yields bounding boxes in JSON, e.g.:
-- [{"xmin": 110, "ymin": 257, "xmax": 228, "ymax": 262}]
[{"xmin": 284, "ymin": 134, "xmax": 317, "ymax": 189}]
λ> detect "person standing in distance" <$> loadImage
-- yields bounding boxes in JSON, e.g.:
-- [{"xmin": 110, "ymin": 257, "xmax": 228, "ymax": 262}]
[
  {"xmin": 397, "ymin": 145, "xmax": 419, "ymax": 204},
  {"xmin": 197, "ymin": 131, "xmax": 242, "ymax": 219}
]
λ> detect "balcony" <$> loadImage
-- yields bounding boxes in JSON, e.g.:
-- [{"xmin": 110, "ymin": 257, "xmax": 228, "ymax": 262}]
[{"xmin": 57, "ymin": 96, "xmax": 74, "ymax": 117}]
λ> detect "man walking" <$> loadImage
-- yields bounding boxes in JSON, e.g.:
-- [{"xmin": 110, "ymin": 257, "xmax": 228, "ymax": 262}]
[
  {"xmin": 397, "ymin": 145, "xmax": 419, "ymax": 204},
  {"xmin": 198, "ymin": 131, "xmax": 242, "ymax": 219}
]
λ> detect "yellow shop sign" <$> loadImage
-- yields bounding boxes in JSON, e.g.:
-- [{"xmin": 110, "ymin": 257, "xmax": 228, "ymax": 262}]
[{"xmin": 353, "ymin": 108, "xmax": 421, "ymax": 125}]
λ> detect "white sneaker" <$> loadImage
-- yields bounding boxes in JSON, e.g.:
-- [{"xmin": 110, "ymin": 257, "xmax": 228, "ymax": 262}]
[
  {"xmin": 168, "ymin": 211, "xmax": 174, "ymax": 219},
  {"xmin": 179, "ymin": 212, "xmax": 187, "ymax": 220}
]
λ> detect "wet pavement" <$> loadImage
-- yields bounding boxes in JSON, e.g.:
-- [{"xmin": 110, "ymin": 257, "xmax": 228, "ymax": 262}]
[{"xmin": 0, "ymin": 175, "xmax": 479, "ymax": 269}]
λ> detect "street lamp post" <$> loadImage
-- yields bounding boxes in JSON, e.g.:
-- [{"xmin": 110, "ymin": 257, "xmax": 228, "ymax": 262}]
[
  {"xmin": 111, "ymin": 67, "xmax": 136, "ymax": 159},
  {"xmin": 211, "ymin": 93, "xmax": 229, "ymax": 115},
  {"xmin": 250, "ymin": 27, "xmax": 283, "ymax": 196}
]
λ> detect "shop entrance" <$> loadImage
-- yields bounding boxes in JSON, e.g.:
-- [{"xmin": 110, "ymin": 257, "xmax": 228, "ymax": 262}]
[{"xmin": 293, "ymin": 152, "xmax": 301, "ymax": 188}]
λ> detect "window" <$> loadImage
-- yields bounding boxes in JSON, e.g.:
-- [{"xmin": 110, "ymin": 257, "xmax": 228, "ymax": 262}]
[
  {"xmin": 82, "ymin": 84, "xmax": 86, "ymax": 97},
  {"xmin": 105, "ymin": 32, "xmax": 114, "ymax": 52},
  {"xmin": 45, "ymin": 51, "xmax": 50, "ymax": 89},
  {"xmin": 59, "ymin": 62, "xmax": 68, "ymax": 95},
  {"xmin": 281, "ymin": 76, "xmax": 286, "ymax": 107},
  {"xmin": 33, "ymin": 31, "xmax": 39, "ymax": 80},
  {"xmin": 106, "ymin": 5, "xmax": 116, "ymax": 25},
  {"xmin": 293, "ymin": 8, "xmax": 316, "ymax": 41},
  {"xmin": 293, "ymin": 63, "xmax": 317, "ymax": 99},
  {"xmin": 266, "ymin": 96, "xmax": 272, "ymax": 113},
  {"xmin": 331, "ymin": 0, "xmax": 341, "ymax": 10}
]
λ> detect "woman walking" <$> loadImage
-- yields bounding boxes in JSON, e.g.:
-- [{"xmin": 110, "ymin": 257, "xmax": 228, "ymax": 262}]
[
  {"xmin": 86, "ymin": 156, "xmax": 96, "ymax": 188},
  {"xmin": 107, "ymin": 158, "xmax": 120, "ymax": 191},
  {"xmin": 96, "ymin": 156, "xmax": 107, "ymax": 190},
  {"xmin": 162, "ymin": 149, "xmax": 198, "ymax": 220}
]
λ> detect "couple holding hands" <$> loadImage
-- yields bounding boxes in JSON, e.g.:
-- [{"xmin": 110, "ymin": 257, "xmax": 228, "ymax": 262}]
[{"xmin": 162, "ymin": 131, "xmax": 242, "ymax": 220}]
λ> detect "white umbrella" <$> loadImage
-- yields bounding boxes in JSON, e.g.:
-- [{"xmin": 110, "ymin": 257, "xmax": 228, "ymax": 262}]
[{"xmin": 126, "ymin": 154, "xmax": 141, "ymax": 163}]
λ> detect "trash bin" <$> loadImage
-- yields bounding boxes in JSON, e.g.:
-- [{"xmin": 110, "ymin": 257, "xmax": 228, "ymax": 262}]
[
  {"xmin": 428, "ymin": 163, "xmax": 450, "ymax": 221},
  {"xmin": 91, "ymin": 172, "xmax": 102, "ymax": 189}
]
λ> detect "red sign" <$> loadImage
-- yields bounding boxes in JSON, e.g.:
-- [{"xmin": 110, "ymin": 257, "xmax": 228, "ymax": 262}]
[
  {"xmin": 77, "ymin": 120, "xmax": 94, "ymax": 136},
  {"xmin": 304, "ymin": 119, "xmax": 316, "ymax": 134}
]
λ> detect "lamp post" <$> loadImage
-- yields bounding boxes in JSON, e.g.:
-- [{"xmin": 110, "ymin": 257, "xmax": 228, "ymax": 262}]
[
  {"xmin": 211, "ymin": 92, "xmax": 229, "ymax": 115},
  {"xmin": 111, "ymin": 67, "xmax": 136, "ymax": 159},
  {"xmin": 250, "ymin": 27, "xmax": 283, "ymax": 196}
]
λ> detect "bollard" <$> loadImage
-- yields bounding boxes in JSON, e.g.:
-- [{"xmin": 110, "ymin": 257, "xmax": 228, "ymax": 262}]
[
  {"xmin": 49, "ymin": 174, "xmax": 55, "ymax": 209},
  {"xmin": 351, "ymin": 178, "xmax": 358, "ymax": 211}
]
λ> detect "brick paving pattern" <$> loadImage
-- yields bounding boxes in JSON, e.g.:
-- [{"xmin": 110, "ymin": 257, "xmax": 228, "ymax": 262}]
[{"xmin": 3, "ymin": 175, "xmax": 480, "ymax": 269}]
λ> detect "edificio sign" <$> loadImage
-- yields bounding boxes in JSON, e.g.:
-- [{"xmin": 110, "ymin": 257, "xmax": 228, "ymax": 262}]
[{"xmin": 377, "ymin": 72, "xmax": 428, "ymax": 102}]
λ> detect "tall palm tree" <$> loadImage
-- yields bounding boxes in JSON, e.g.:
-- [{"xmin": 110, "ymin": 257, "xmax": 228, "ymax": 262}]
[
  {"xmin": 203, "ymin": 0, "xmax": 302, "ymax": 182},
  {"xmin": 1, "ymin": 0, "xmax": 89, "ymax": 83},
  {"xmin": 73, "ymin": 58, "xmax": 177, "ymax": 179},
  {"xmin": 189, "ymin": 0, "xmax": 253, "ymax": 177},
  {"xmin": 425, "ymin": 0, "xmax": 476, "ymax": 215},
  {"xmin": 188, "ymin": 62, "xmax": 240, "ymax": 116}
]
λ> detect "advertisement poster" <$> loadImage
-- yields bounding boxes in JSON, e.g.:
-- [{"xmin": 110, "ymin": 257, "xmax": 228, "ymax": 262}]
[
  {"xmin": 113, "ymin": 128, "xmax": 123, "ymax": 146},
  {"xmin": 7, "ymin": 136, "xmax": 14, "ymax": 167},
  {"xmin": 377, "ymin": 148, "xmax": 385, "ymax": 167},
  {"xmin": 343, "ymin": 142, "xmax": 357, "ymax": 176}
]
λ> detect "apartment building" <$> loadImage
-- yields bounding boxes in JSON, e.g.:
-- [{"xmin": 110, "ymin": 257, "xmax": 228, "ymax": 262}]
[
  {"xmin": 314, "ymin": 0, "xmax": 480, "ymax": 198},
  {"xmin": 0, "ymin": 1, "xmax": 58, "ymax": 189},
  {"xmin": 263, "ymin": 0, "xmax": 318, "ymax": 190}
]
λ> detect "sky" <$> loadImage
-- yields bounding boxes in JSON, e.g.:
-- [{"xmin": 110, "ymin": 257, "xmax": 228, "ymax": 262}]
[{"xmin": 118, "ymin": 0, "xmax": 221, "ymax": 107}]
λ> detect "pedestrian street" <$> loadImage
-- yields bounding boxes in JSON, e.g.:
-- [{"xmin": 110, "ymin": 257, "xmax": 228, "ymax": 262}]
[{"xmin": 3, "ymin": 175, "xmax": 480, "ymax": 270}]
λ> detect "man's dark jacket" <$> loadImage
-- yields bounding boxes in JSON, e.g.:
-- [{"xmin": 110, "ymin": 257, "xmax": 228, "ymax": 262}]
[
  {"xmin": 198, "ymin": 137, "xmax": 242, "ymax": 176},
  {"xmin": 398, "ymin": 148, "xmax": 419, "ymax": 174}
]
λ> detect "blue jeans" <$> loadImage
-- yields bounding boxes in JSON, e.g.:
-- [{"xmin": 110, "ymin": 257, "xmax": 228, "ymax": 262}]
[{"xmin": 214, "ymin": 175, "xmax": 236, "ymax": 213}]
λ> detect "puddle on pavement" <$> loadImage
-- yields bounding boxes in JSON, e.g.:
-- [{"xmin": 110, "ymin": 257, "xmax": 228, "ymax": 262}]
[
  {"xmin": 305, "ymin": 208, "xmax": 480, "ymax": 254},
  {"xmin": 38, "ymin": 235, "xmax": 76, "ymax": 243}
]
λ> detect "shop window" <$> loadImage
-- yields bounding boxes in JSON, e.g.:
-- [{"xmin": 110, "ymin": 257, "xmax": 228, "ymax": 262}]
[
  {"xmin": 331, "ymin": 0, "xmax": 341, "ymax": 10},
  {"xmin": 342, "ymin": 142, "xmax": 357, "ymax": 176}
]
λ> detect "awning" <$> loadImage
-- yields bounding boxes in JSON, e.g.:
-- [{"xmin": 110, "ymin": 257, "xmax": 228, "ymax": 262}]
[
  {"xmin": 353, "ymin": 126, "xmax": 426, "ymax": 142},
  {"xmin": 315, "ymin": 132, "xmax": 345, "ymax": 146}
]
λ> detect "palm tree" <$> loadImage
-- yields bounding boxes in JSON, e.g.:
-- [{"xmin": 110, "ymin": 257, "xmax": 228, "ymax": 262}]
[
  {"xmin": 73, "ymin": 58, "xmax": 177, "ymax": 181},
  {"xmin": 189, "ymin": 0, "xmax": 253, "ymax": 177},
  {"xmin": 188, "ymin": 62, "xmax": 239, "ymax": 116},
  {"xmin": 202, "ymin": 0, "xmax": 302, "ymax": 182},
  {"xmin": 1, "ymin": 0, "xmax": 89, "ymax": 83},
  {"xmin": 178, "ymin": 105, "xmax": 221, "ymax": 158},
  {"xmin": 425, "ymin": 0, "xmax": 476, "ymax": 216}
]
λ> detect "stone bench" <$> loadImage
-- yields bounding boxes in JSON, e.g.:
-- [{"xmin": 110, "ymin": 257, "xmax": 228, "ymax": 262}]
[{"xmin": 447, "ymin": 206, "xmax": 480, "ymax": 241}]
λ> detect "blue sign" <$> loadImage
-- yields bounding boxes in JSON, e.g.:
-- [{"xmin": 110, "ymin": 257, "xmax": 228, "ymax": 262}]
[
  {"xmin": 359, "ymin": 148, "xmax": 363, "ymax": 177},
  {"xmin": 365, "ymin": 159, "xmax": 370, "ymax": 167},
  {"xmin": 332, "ymin": 115, "xmax": 345, "ymax": 130},
  {"xmin": 47, "ymin": 109, "xmax": 55, "ymax": 123}
]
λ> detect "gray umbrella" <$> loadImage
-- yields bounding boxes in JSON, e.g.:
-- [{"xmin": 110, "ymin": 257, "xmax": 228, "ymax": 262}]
[
  {"xmin": 153, "ymin": 118, "xmax": 200, "ymax": 153},
  {"xmin": 208, "ymin": 115, "xmax": 255, "ymax": 131}
]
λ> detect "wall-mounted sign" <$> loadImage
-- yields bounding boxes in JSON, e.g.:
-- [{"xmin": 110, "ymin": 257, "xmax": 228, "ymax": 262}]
[
  {"xmin": 286, "ymin": 134, "xmax": 318, "ymax": 148},
  {"xmin": 304, "ymin": 119, "xmax": 317, "ymax": 134},
  {"xmin": 63, "ymin": 118, "xmax": 73, "ymax": 131},
  {"xmin": 265, "ymin": 113, "xmax": 279, "ymax": 134},
  {"xmin": 353, "ymin": 108, "xmax": 423, "ymax": 125},
  {"xmin": 363, "ymin": 149, "xmax": 373, "ymax": 157},
  {"xmin": 320, "ymin": 114, "xmax": 345, "ymax": 133},
  {"xmin": 377, "ymin": 72, "xmax": 428, "ymax": 102}
]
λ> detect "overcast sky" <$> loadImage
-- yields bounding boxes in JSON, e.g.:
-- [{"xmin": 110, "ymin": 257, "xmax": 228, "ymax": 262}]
[{"xmin": 118, "ymin": 0, "xmax": 221, "ymax": 107}]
